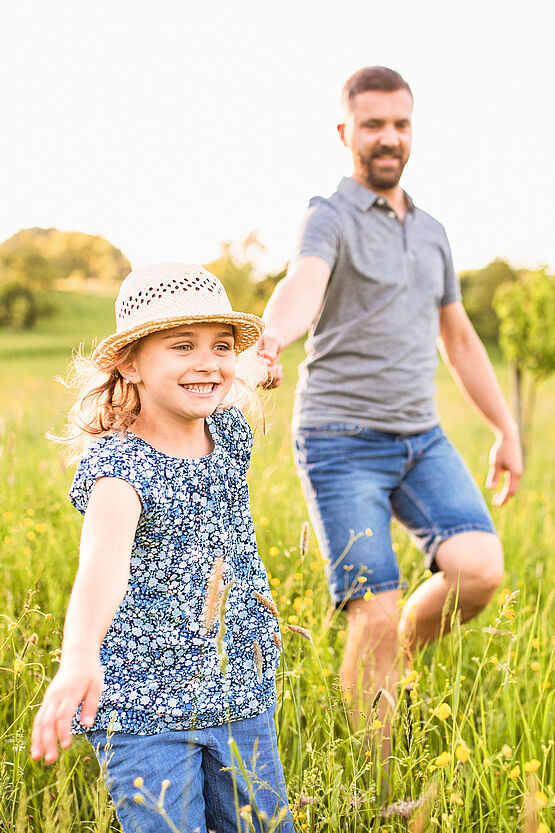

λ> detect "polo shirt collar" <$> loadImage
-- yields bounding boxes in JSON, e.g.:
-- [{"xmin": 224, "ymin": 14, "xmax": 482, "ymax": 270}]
[{"xmin": 338, "ymin": 176, "xmax": 415, "ymax": 213}]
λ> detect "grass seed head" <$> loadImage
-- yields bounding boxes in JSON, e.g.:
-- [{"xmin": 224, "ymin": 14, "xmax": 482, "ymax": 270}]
[
  {"xmin": 204, "ymin": 556, "xmax": 225, "ymax": 631},
  {"xmin": 286, "ymin": 623, "xmax": 312, "ymax": 641},
  {"xmin": 254, "ymin": 590, "xmax": 280, "ymax": 619},
  {"xmin": 299, "ymin": 522, "xmax": 309, "ymax": 557}
]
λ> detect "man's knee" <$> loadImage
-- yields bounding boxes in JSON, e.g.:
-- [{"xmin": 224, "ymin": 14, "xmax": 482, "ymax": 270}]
[
  {"xmin": 345, "ymin": 592, "xmax": 400, "ymax": 650},
  {"xmin": 437, "ymin": 532, "xmax": 504, "ymax": 607}
]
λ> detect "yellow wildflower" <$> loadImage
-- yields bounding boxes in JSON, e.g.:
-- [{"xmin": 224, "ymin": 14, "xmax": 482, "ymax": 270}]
[
  {"xmin": 13, "ymin": 658, "xmax": 25, "ymax": 674},
  {"xmin": 259, "ymin": 516, "xmax": 269, "ymax": 526},
  {"xmin": 270, "ymin": 577, "xmax": 280, "ymax": 587},
  {"xmin": 372, "ymin": 719, "xmax": 383, "ymax": 729},
  {"xmin": 530, "ymin": 661, "xmax": 540, "ymax": 671},
  {"xmin": 531, "ymin": 637, "xmax": 540, "ymax": 650},
  {"xmin": 357, "ymin": 576, "xmax": 367, "ymax": 583},
  {"xmin": 455, "ymin": 744, "xmax": 470, "ymax": 763},
  {"xmin": 294, "ymin": 572, "xmax": 302, "ymax": 580},
  {"xmin": 451, "ymin": 794, "xmax": 464, "ymax": 806},
  {"xmin": 534, "ymin": 791, "xmax": 547, "ymax": 806},
  {"xmin": 133, "ymin": 776, "xmax": 144, "ymax": 788},
  {"xmin": 536, "ymin": 823, "xmax": 549, "ymax": 833},
  {"xmin": 269, "ymin": 546, "xmax": 279, "ymax": 557},
  {"xmin": 288, "ymin": 615, "xmax": 298, "ymax": 625},
  {"xmin": 363, "ymin": 590, "xmax": 373, "ymax": 601},
  {"xmin": 434, "ymin": 751, "xmax": 451, "ymax": 767},
  {"xmin": 524, "ymin": 759, "xmax": 541, "ymax": 773},
  {"xmin": 507, "ymin": 764, "xmax": 521, "ymax": 779},
  {"xmin": 501, "ymin": 745, "xmax": 513, "ymax": 758},
  {"xmin": 3, "ymin": 512, "xmax": 12, "ymax": 521},
  {"xmin": 435, "ymin": 703, "xmax": 452, "ymax": 720},
  {"xmin": 309, "ymin": 561, "xmax": 319, "ymax": 571}
]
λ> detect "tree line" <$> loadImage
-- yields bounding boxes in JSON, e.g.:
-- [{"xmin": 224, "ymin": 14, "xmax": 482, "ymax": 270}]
[{"xmin": 1, "ymin": 227, "xmax": 553, "ymax": 451}]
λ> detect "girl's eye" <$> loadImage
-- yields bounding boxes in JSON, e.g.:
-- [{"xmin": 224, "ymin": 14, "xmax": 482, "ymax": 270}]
[
  {"xmin": 174, "ymin": 344, "xmax": 192, "ymax": 352},
  {"xmin": 215, "ymin": 343, "xmax": 233, "ymax": 352}
]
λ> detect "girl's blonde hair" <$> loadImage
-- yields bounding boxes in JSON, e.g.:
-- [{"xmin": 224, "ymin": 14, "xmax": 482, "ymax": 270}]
[{"xmin": 54, "ymin": 334, "xmax": 268, "ymax": 463}]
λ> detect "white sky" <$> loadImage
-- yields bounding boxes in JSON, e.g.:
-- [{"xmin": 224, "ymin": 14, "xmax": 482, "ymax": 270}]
[{"xmin": 1, "ymin": 0, "xmax": 554, "ymax": 275}]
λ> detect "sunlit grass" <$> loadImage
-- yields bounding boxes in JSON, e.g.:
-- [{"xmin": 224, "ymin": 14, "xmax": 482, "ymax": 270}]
[{"xmin": 0, "ymin": 291, "xmax": 553, "ymax": 831}]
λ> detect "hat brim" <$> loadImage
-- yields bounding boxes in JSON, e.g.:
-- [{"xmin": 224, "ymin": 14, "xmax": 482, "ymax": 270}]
[{"xmin": 92, "ymin": 312, "xmax": 264, "ymax": 366}]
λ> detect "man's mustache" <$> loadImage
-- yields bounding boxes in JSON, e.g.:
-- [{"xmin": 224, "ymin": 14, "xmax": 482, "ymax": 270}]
[{"xmin": 371, "ymin": 148, "xmax": 403, "ymax": 159}]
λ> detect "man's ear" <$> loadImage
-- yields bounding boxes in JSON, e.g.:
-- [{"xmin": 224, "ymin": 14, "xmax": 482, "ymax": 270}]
[{"xmin": 337, "ymin": 122, "xmax": 346, "ymax": 145}]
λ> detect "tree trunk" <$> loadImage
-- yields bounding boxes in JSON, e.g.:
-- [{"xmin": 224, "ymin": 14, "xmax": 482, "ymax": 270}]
[{"xmin": 511, "ymin": 361, "xmax": 525, "ymax": 461}]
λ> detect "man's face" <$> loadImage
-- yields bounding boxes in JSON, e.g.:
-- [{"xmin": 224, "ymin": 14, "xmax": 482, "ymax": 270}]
[{"xmin": 338, "ymin": 89, "xmax": 413, "ymax": 191}]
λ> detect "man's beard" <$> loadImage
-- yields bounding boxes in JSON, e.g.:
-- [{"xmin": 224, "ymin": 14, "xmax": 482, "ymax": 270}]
[{"xmin": 356, "ymin": 148, "xmax": 405, "ymax": 190}]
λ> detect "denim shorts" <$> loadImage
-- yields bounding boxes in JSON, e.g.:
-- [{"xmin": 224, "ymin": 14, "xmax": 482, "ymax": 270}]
[
  {"xmin": 294, "ymin": 423, "xmax": 497, "ymax": 605},
  {"xmin": 88, "ymin": 706, "xmax": 294, "ymax": 833}
]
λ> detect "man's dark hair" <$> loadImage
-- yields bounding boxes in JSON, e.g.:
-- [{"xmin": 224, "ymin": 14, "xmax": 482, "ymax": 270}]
[{"xmin": 341, "ymin": 66, "xmax": 412, "ymax": 109}]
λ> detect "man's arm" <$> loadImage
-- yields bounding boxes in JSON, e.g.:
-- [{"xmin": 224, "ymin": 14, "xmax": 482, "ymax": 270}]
[
  {"xmin": 438, "ymin": 301, "xmax": 523, "ymax": 505},
  {"xmin": 259, "ymin": 256, "xmax": 331, "ymax": 386}
]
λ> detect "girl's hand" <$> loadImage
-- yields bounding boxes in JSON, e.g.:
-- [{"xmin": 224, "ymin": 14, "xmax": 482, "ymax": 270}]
[{"xmin": 30, "ymin": 657, "xmax": 104, "ymax": 763}]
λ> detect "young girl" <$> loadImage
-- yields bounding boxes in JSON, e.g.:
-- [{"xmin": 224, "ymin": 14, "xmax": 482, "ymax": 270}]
[{"xmin": 30, "ymin": 263, "xmax": 295, "ymax": 833}]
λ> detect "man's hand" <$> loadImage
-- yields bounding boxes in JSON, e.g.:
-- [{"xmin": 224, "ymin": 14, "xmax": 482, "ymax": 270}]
[
  {"xmin": 486, "ymin": 432, "xmax": 523, "ymax": 506},
  {"xmin": 30, "ymin": 656, "xmax": 104, "ymax": 762},
  {"xmin": 257, "ymin": 334, "xmax": 284, "ymax": 388}
]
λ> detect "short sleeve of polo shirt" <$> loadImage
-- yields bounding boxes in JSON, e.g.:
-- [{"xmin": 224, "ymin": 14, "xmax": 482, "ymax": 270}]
[
  {"xmin": 210, "ymin": 406, "xmax": 253, "ymax": 474},
  {"xmin": 293, "ymin": 197, "xmax": 342, "ymax": 271},
  {"xmin": 439, "ymin": 227, "xmax": 461, "ymax": 306},
  {"xmin": 68, "ymin": 435, "xmax": 153, "ymax": 515}
]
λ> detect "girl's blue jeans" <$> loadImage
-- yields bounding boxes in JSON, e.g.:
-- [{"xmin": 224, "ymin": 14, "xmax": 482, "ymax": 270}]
[{"xmin": 88, "ymin": 706, "xmax": 295, "ymax": 833}]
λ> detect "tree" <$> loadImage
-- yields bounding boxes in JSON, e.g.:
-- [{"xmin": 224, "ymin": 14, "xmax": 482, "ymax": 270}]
[
  {"xmin": 460, "ymin": 259, "xmax": 520, "ymax": 344},
  {"xmin": 0, "ymin": 227, "xmax": 132, "ymax": 330},
  {"xmin": 204, "ymin": 232, "xmax": 285, "ymax": 318},
  {"xmin": 493, "ymin": 268, "xmax": 555, "ymax": 455}
]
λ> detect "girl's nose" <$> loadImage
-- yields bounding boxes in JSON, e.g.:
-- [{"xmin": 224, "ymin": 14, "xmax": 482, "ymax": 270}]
[{"xmin": 193, "ymin": 349, "xmax": 219, "ymax": 372}]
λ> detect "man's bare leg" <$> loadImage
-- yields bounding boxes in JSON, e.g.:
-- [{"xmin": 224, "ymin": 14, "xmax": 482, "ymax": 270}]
[
  {"xmin": 341, "ymin": 588, "xmax": 402, "ymax": 762},
  {"xmin": 398, "ymin": 532, "xmax": 504, "ymax": 653}
]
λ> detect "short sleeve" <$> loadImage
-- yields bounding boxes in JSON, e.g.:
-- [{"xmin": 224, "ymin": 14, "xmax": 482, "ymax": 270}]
[
  {"xmin": 439, "ymin": 228, "xmax": 462, "ymax": 306},
  {"xmin": 210, "ymin": 407, "xmax": 252, "ymax": 474},
  {"xmin": 68, "ymin": 435, "xmax": 153, "ymax": 515},
  {"xmin": 292, "ymin": 197, "xmax": 341, "ymax": 271}
]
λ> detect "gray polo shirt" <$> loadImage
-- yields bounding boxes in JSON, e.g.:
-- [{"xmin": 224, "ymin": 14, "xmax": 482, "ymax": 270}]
[{"xmin": 292, "ymin": 177, "xmax": 461, "ymax": 434}]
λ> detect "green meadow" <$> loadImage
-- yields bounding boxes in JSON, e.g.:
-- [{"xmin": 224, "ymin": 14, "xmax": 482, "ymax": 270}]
[{"xmin": 0, "ymin": 290, "xmax": 553, "ymax": 832}]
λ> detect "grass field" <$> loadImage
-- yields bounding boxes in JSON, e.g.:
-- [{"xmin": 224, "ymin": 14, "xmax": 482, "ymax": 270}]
[{"xmin": 0, "ymin": 291, "xmax": 553, "ymax": 832}]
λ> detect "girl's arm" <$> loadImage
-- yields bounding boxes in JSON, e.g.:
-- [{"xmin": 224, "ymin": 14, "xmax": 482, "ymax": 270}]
[{"xmin": 30, "ymin": 477, "xmax": 141, "ymax": 762}]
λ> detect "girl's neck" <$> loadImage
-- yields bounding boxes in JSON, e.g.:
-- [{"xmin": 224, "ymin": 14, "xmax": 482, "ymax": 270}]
[{"xmin": 128, "ymin": 414, "xmax": 214, "ymax": 459}]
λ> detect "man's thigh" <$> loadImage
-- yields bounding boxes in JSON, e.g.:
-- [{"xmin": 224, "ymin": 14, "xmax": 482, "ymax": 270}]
[
  {"xmin": 390, "ymin": 425, "xmax": 497, "ymax": 568},
  {"xmin": 294, "ymin": 425, "xmax": 406, "ymax": 603}
]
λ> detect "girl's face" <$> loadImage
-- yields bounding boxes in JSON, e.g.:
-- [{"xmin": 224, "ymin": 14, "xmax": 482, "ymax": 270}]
[{"xmin": 121, "ymin": 322, "xmax": 236, "ymax": 426}]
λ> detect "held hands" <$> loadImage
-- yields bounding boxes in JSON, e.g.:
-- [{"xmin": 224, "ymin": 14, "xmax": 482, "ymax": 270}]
[
  {"xmin": 257, "ymin": 334, "xmax": 284, "ymax": 389},
  {"xmin": 486, "ymin": 431, "xmax": 523, "ymax": 506},
  {"xmin": 30, "ymin": 655, "xmax": 104, "ymax": 763}
]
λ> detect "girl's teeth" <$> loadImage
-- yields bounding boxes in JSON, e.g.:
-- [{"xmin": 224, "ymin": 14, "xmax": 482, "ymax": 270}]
[{"xmin": 185, "ymin": 384, "xmax": 214, "ymax": 392}]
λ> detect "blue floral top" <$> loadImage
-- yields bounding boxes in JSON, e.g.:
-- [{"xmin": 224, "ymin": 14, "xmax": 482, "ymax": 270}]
[{"xmin": 68, "ymin": 407, "xmax": 280, "ymax": 735}]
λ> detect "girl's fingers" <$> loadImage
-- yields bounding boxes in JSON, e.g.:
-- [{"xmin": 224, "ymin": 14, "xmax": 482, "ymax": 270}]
[{"xmin": 80, "ymin": 677, "xmax": 103, "ymax": 728}]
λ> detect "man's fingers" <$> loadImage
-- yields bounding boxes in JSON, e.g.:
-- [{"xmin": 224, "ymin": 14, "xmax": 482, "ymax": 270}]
[{"xmin": 486, "ymin": 463, "xmax": 500, "ymax": 490}]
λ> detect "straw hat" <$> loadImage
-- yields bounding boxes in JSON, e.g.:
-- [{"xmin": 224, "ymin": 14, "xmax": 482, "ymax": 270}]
[{"xmin": 92, "ymin": 262, "xmax": 264, "ymax": 365}]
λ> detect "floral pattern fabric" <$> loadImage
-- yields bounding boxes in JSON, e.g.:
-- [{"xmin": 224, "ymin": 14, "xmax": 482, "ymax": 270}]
[{"xmin": 68, "ymin": 407, "xmax": 280, "ymax": 735}]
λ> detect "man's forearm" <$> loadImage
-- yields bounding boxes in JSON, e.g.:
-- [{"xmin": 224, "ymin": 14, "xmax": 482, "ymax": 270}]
[
  {"xmin": 440, "ymin": 329, "xmax": 517, "ymax": 438},
  {"xmin": 262, "ymin": 256, "xmax": 331, "ymax": 349}
]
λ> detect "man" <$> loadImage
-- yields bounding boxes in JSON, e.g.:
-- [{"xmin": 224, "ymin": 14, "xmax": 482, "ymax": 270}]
[{"xmin": 259, "ymin": 66, "xmax": 522, "ymax": 729}]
